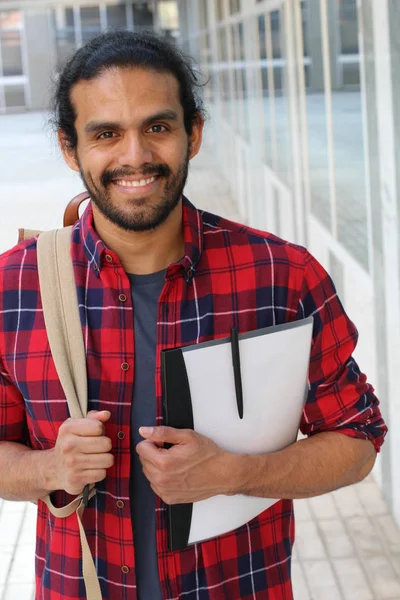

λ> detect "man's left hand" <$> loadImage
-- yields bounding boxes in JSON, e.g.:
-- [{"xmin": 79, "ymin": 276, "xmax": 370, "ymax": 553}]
[{"xmin": 136, "ymin": 426, "xmax": 237, "ymax": 504}]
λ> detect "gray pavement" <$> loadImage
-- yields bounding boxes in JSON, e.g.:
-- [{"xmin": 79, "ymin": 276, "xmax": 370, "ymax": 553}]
[{"xmin": 0, "ymin": 112, "xmax": 399, "ymax": 599}]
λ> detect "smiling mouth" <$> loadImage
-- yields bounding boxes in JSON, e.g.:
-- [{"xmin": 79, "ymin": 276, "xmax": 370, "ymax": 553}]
[{"xmin": 113, "ymin": 175, "xmax": 158, "ymax": 188}]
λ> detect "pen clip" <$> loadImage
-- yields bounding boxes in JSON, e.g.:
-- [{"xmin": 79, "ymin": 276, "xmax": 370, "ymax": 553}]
[{"xmin": 230, "ymin": 328, "xmax": 244, "ymax": 419}]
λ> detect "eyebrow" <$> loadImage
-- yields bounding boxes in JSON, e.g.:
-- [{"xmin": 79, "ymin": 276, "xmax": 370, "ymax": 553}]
[{"xmin": 84, "ymin": 110, "xmax": 179, "ymax": 134}]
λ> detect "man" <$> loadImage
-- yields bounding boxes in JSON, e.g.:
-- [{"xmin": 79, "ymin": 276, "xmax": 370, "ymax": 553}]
[{"xmin": 0, "ymin": 30, "xmax": 387, "ymax": 600}]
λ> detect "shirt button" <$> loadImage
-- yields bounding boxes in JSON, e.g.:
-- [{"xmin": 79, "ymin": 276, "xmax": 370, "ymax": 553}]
[
  {"xmin": 119, "ymin": 293, "xmax": 127, "ymax": 302},
  {"xmin": 121, "ymin": 362, "xmax": 129, "ymax": 371},
  {"xmin": 93, "ymin": 262, "xmax": 98, "ymax": 271},
  {"xmin": 121, "ymin": 565, "xmax": 130, "ymax": 574},
  {"xmin": 105, "ymin": 254, "xmax": 113, "ymax": 263},
  {"xmin": 116, "ymin": 500, "xmax": 125, "ymax": 509},
  {"xmin": 117, "ymin": 431, "xmax": 125, "ymax": 440}
]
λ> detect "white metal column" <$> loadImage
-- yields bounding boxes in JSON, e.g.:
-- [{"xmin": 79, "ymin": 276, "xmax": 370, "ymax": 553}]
[{"xmin": 372, "ymin": 0, "xmax": 400, "ymax": 523}]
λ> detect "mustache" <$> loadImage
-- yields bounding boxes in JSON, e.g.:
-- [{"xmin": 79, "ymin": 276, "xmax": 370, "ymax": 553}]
[{"xmin": 100, "ymin": 164, "xmax": 171, "ymax": 188}]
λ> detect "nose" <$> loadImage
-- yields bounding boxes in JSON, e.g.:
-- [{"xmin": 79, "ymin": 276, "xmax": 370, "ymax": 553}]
[{"xmin": 116, "ymin": 132, "xmax": 153, "ymax": 169}]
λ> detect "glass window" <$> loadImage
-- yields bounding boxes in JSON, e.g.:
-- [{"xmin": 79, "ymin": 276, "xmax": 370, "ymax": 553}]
[
  {"xmin": 216, "ymin": 0, "xmax": 224, "ymax": 22},
  {"xmin": 1, "ymin": 31, "xmax": 23, "ymax": 76},
  {"xmin": 53, "ymin": 7, "xmax": 76, "ymax": 72},
  {"xmin": 133, "ymin": 4, "xmax": 154, "ymax": 30},
  {"xmin": 339, "ymin": 0, "xmax": 359, "ymax": 55},
  {"xmin": 4, "ymin": 84, "xmax": 25, "ymax": 109},
  {"xmin": 301, "ymin": 0, "xmax": 309, "ymax": 57},
  {"xmin": 81, "ymin": 6, "xmax": 102, "ymax": 44},
  {"xmin": 342, "ymin": 62, "xmax": 360, "ymax": 86},
  {"xmin": 258, "ymin": 15, "xmax": 266, "ymax": 61},
  {"xmin": 271, "ymin": 10, "xmax": 282, "ymax": 59},
  {"xmin": 333, "ymin": 2, "xmax": 367, "ymax": 266},
  {"xmin": 106, "ymin": 5, "xmax": 127, "ymax": 30},
  {"xmin": 157, "ymin": 1, "xmax": 178, "ymax": 31},
  {"xmin": 217, "ymin": 27, "xmax": 228, "ymax": 62},
  {"xmin": 199, "ymin": 0, "xmax": 208, "ymax": 30},
  {"xmin": 0, "ymin": 11, "xmax": 24, "ymax": 77},
  {"xmin": 229, "ymin": 0, "xmax": 241, "ymax": 14},
  {"xmin": 0, "ymin": 10, "xmax": 22, "ymax": 31}
]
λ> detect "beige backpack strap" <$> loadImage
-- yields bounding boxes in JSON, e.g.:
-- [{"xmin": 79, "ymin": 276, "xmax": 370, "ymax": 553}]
[
  {"xmin": 37, "ymin": 227, "xmax": 101, "ymax": 600},
  {"xmin": 37, "ymin": 228, "xmax": 87, "ymax": 418},
  {"xmin": 18, "ymin": 228, "xmax": 42, "ymax": 243}
]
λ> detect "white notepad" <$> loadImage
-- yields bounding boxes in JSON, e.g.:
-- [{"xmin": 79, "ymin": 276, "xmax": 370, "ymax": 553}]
[{"xmin": 162, "ymin": 317, "xmax": 314, "ymax": 548}]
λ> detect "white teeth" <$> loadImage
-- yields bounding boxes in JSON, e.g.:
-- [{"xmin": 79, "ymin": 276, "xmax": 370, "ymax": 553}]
[{"xmin": 116, "ymin": 176, "xmax": 157, "ymax": 188}]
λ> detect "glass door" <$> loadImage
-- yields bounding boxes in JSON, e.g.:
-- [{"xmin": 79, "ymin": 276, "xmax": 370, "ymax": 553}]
[{"xmin": 0, "ymin": 10, "xmax": 28, "ymax": 112}]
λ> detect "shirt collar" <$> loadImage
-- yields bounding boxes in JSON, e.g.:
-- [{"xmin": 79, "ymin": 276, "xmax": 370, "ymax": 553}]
[{"xmin": 77, "ymin": 196, "xmax": 203, "ymax": 279}]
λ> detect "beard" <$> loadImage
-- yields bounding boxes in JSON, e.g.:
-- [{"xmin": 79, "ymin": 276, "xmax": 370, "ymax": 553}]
[{"xmin": 78, "ymin": 148, "xmax": 190, "ymax": 232}]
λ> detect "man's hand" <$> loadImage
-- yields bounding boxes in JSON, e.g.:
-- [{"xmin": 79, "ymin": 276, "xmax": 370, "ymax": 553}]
[
  {"xmin": 136, "ymin": 426, "xmax": 235, "ymax": 505},
  {"xmin": 48, "ymin": 410, "xmax": 114, "ymax": 496}
]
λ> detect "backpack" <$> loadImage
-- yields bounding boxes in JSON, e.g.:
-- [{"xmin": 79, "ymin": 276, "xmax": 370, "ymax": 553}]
[{"xmin": 19, "ymin": 191, "xmax": 102, "ymax": 600}]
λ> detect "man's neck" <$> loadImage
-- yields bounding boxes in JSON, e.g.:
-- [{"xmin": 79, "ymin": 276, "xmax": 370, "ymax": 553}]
[{"xmin": 91, "ymin": 200, "xmax": 185, "ymax": 275}]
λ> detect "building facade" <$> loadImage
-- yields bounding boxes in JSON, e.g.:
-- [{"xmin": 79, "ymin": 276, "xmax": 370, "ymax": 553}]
[
  {"xmin": 178, "ymin": 0, "xmax": 400, "ymax": 527},
  {"xmin": 0, "ymin": 0, "xmax": 178, "ymax": 112}
]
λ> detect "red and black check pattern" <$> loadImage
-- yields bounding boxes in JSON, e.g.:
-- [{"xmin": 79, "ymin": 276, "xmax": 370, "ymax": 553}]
[{"xmin": 0, "ymin": 197, "xmax": 387, "ymax": 599}]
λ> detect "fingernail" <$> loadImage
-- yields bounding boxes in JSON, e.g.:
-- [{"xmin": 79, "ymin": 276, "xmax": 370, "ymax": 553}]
[{"xmin": 139, "ymin": 427, "xmax": 154, "ymax": 435}]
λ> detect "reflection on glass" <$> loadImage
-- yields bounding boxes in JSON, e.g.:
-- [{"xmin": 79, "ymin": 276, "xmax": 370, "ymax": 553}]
[
  {"xmin": 1, "ymin": 31, "xmax": 23, "ymax": 76},
  {"xmin": 217, "ymin": 26, "xmax": 231, "ymax": 123},
  {"xmin": 81, "ymin": 6, "xmax": 101, "ymax": 44},
  {"xmin": 301, "ymin": 0, "xmax": 368, "ymax": 265},
  {"xmin": 258, "ymin": 9, "xmax": 291, "ymax": 185},
  {"xmin": 199, "ymin": 0, "xmax": 208, "ymax": 30},
  {"xmin": 257, "ymin": 14, "xmax": 272, "ymax": 167},
  {"xmin": 339, "ymin": 0, "xmax": 359, "ymax": 54},
  {"xmin": 333, "ymin": 0, "xmax": 368, "ymax": 267},
  {"xmin": 303, "ymin": 0, "xmax": 331, "ymax": 230},
  {"xmin": 232, "ymin": 22, "xmax": 249, "ymax": 140},
  {"xmin": 106, "ymin": 5, "xmax": 127, "ymax": 30},
  {"xmin": 230, "ymin": 0, "xmax": 241, "ymax": 15},
  {"xmin": 0, "ymin": 11, "xmax": 24, "ymax": 77},
  {"xmin": 216, "ymin": 0, "xmax": 224, "ymax": 22},
  {"xmin": 4, "ymin": 84, "xmax": 25, "ymax": 108},
  {"xmin": 0, "ymin": 11, "xmax": 22, "ymax": 31},
  {"xmin": 201, "ymin": 33, "xmax": 214, "ymax": 103},
  {"xmin": 53, "ymin": 7, "xmax": 76, "ymax": 72},
  {"xmin": 133, "ymin": 4, "xmax": 154, "ymax": 31},
  {"xmin": 157, "ymin": 1, "xmax": 178, "ymax": 32}
]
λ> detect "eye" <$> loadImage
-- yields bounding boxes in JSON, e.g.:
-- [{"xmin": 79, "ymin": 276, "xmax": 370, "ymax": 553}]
[
  {"xmin": 98, "ymin": 131, "xmax": 117, "ymax": 140},
  {"xmin": 148, "ymin": 124, "xmax": 168, "ymax": 134}
]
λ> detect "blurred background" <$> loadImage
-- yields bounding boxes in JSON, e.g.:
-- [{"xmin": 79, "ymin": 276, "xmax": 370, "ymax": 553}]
[{"xmin": 1, "ymin": 1, "xmax": 400, "ymax": 598}]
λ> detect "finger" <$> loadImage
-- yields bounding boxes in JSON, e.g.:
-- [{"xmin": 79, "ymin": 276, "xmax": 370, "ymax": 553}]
[
  {"xmin": 79, "ymin": 436, "xmax": 113, "ymax": 454},
  {"xmin": 87, "ymin": 411, "xmax": 111, "ymax": 423},
  {"xmin": 61, "ymin": 418, "xmax": 106, "ymax": 437},
  {"xmin": 77, "ymin": 453, "xmax": 114, "ymax": 469},
  {"xmin": 139, "ymin": 426, "xmax": 192, "ymax": 445},
  {"xmin": 80, "ymin": 469, "xmax": 108, "ymax": 484},
  {"xmin": 136, "ymin": 440, "xmax": 166, "ymax": 466}
]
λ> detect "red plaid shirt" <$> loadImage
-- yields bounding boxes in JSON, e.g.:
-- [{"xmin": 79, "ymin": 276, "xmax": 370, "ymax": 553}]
[{"xmin": 0, "ymin": 197, "xmax": 387, "ymax": 599}]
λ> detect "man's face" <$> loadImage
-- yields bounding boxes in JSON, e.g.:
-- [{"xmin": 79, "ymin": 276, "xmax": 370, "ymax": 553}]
[{"xmin": 60, "ymin": 67, "xmax": 203, "ymax": 232}]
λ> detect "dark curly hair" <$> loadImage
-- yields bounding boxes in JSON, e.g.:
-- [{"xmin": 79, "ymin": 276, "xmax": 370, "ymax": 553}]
[{"xmin": 51, "ymin": 30, "xmax": 206, "ymax": 150}]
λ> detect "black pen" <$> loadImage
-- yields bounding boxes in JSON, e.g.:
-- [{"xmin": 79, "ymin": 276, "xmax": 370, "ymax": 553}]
[{"xmin": 230, "ymin": 327, "xmax": 244, "ymax": 419}]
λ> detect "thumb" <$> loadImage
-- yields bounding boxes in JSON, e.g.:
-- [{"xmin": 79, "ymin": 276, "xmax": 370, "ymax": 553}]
[
  {"xmin": 139, "ymin": 425, "xmax": 190, "ymax": 444},
  {"xmin": 87, "ymin": 410, "xmax": 111, "ymax": 423}
]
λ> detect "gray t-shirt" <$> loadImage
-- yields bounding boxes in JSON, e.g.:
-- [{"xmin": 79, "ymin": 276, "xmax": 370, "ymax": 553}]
[{"xmin": 128, "ymin": 270, "xmax": 165, "ymax": 600}]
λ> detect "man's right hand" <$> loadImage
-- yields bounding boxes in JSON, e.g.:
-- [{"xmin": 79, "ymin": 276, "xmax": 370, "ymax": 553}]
[{"xmin": 48, "ymin": 410, "xmax": 114, "ymax": 496}]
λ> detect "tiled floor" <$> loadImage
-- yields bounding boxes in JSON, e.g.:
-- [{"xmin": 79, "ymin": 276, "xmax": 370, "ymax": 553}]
[
  {"xmin": 292, "ymin": 476, "xmax": 400, "ymax": 599},
  {"xmin": 1, "ymin": 475, "xmax": 400, "ymax": 599},
  {"xmin": 0, "ymin": 113, "xmax": 399, "ymax": 599}
]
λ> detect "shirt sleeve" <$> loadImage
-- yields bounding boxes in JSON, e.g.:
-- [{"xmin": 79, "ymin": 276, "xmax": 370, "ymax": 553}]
[
  {"xmin": 0, "ymin": 357, "xmax": 28, "ymax": 445},
  {"xmin": 298, "ymin": 250, "xmax": 387, "ymax": 452}
]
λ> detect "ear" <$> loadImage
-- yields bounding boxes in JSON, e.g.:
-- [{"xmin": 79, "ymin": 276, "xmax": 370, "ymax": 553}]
[
  {"xmin": 188, "ymin": 113, "xmax": 204, "ymax": 160},
  {"xmin": 57, "ymin": 129, "xmax": 80, "ymax": 173}
]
